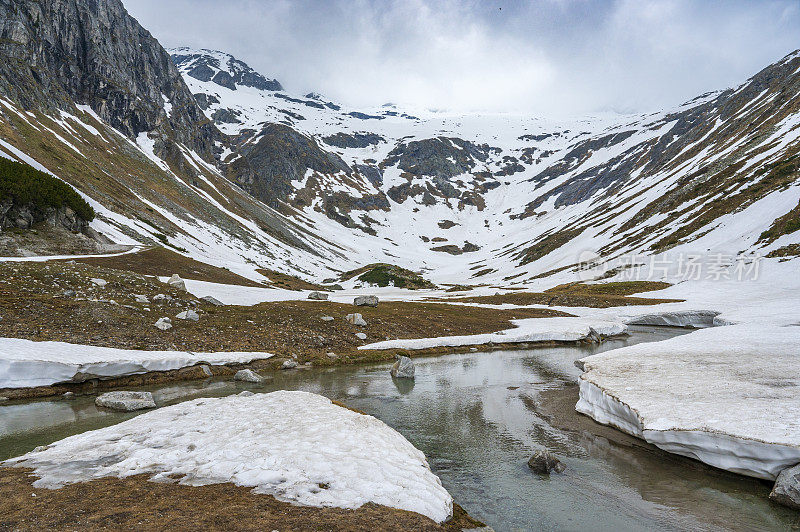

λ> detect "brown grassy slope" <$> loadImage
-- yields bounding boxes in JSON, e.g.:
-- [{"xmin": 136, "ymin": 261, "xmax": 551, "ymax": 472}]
[{"xmin": 0, "ymin": 468, "xmax": 482, "ymax": 531}]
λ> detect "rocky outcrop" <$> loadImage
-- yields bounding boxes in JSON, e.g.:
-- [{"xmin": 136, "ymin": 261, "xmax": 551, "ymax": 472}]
[
  {"xmin": 0, "ymin": 200, "xmax": 87, "ymax": 232},
  {"xmin": 170, "ymin": 48, "xmax": 283, "ymax": 92},
  {"xmin": 0, "ymin": 0, "xmax": 219, "ymax": 160}
]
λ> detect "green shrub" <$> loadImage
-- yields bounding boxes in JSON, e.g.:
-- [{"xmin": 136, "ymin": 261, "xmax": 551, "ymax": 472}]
[{"xmin": 0, "ymin": 158, "xmax": 94, "ymax": 221}]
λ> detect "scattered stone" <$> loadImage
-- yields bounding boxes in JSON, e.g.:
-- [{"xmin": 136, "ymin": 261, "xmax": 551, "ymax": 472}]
[
  {"xmin": 770, "ymin": 464, "xmax": 800, "ymax": 509},
  {"xmin": 176, "ymin": 310, "xmax": 200, "ymax": 321},
  {"xmin": 390, "ymin": 355, "xmax": 415, "ymax": 379},
  {"xmin": 238, "ymin": 390, "xmax": 255, "ymax": 397},
  {"xmin": 355, "ymin": 332, "xmax": 367, "ymax": 340},
  {"xmin": 326, "ymin": 352, "xmax": 338, "ymax": 359},
  {"xmin": 62, "ymin": 289, "xmax": 76, "ymax": 297},
  {"xmin": 321, "ymin": 316, "xmax": 334, "ymax": 321},
  {"xmin": 234, "ymin": 369, "xmax": 263, "ymax": 383},
  {"xmin": 308, "ymin": 291, "xmax": 329, "ymax": 300},
  {"xmin": 282, "ymin": 360, "xmax": 299, "ymax": 370},
  {"xmin": 345, "ymin": 313, "xmax": 367, "ymax": 326},
  {"xmin": 62, "ymin": 392, "xmax": 75, "ymax": 400},
  {"xmin": 354, "ymin": 295, "xmax": 379, "ymax": 307},
  {"xmin": 167, "ymin": 274, "xmax": 186, "ymax": 291},
  {"xmin": 201, "ymin": 295, "xmax": 224, "ymax": 306},
  {"xmin": 199, "ymin": 364, "xmax": 213, "ymax": 377},
  {"xmin": 154, "ymin": 317, "xmax": 172, "ymax": 330},
  {"xmin": 0, "ymin": 396, "xmax": 8, "ymax": 403},
  {"xmin": 326, "ymin": 284, "xmax": 345, "ymax": 291},
  {"xmin": 90, "ymin": 278, "xmax": 107, "ymax": 287},
  {"xmin": 527, "ymin": 450, "xmax": 566, "ymax": 474},
  {"xmin": 95, "ymin": 391, "xmax": 156, "ymax": 412},
  {"xmin": 469, "ymin": 347, "xmax": 478, "ymax": 352},
  {"xmin": 133, "ymin": 294, "xmax": 149, "ymax": 303}
]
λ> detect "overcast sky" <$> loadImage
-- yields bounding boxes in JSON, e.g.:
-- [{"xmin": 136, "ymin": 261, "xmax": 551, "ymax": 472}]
[{"xmin": 123, "ymin": 0, "xmax": 800, "ymax": 116}]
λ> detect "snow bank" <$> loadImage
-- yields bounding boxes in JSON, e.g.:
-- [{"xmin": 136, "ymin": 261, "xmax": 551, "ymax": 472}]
[
  {"xmin": 5, "ymin": 390, "xmax": 453, "ymax": 523},
  {"xmin": 0, "ymin": 338, "xmax": 273, "ymax": 388},
  {"xmin": 359, "ymin": 317, "xmax": 627, "ymax": 350},
  {"xmin": 575, "ymin": 324, "xmax": 800, "ymax": 479}
]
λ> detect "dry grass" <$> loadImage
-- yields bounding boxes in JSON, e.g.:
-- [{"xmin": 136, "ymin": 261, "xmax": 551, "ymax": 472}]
[
  {"xmin": 0, "ymin": 468, "xmax": 483, "ymax": 531},
  {"xmin": 69, "ymin": 247, "xmax": 265, "ymax": 287}
]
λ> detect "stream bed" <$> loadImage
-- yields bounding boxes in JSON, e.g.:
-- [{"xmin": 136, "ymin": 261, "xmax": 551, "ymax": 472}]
[{"xmin": 1, "ymin": 326, "xmax": 797, "ymax": 531}]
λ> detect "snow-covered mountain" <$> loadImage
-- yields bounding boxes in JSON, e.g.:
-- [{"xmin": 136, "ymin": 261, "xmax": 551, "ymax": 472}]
[
  {"xmin": 170, "ymin": 47, "xmax": 800, "ymax": 284},
  {"xmin": 0, "ymin": 0, "xmax": 798, "ymax": 287}
]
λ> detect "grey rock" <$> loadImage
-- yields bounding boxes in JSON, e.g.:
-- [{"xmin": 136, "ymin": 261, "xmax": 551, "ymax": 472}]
[
  {"xmin": 62, "ymin": 392, "xmax": 75, "ymax": 400},
  {"xmin": 0, "ymin": 396, "xmax": 8, "ymax": 403},
  {"xmin": 95, "ymin": 391, "xmax": 156, "ymax": 411},
  {"xmin": 199, "ymin": 364, "xmax": 213, "ymax": 377},
  {"xmin": 133, "ymin": 294, "xmax": 149, "ymax": 303},
  {"xmin": 326, "ymin": 352, "xmax": 338, "ymax": 359},
  {"xmin": 321, "ymin": 316, "xmax": 334, "ymax": 321},
  {"xmin": 238, "ymin": 390, "xmax": 255, "ymax": 397},
  {"xmin": 354, "ymin": 295, "xmax": 379, "ymax": 307},
  {"xmin": 201, "ymin": 295, "xmax": 224, "ymax": 306},
  {"xmin": 63, "ymin": 290, "xmax": 76, "ymax": 297},
  {"xmin": 390, "ymin": 355, "xmax": 415, "ymax": 379},
  {"xmin": 355, "ymin": 332, "xmax": 368, "ymax": 340},
  {"xmin": 167, "ymin": 274, "xmax": 186, "ymax": 291},
  {"xmin": 176, "ymin": 309, "xmax": 200, "ymax": 321},
  {"xmin": 770, "ymin": 463, "xmax": 800, "ymax": 509},
  {"xmin": 308, "ymin": 291, "xmax": 329, "ymax": 300},
  {"xmin": 346, "ymin": 313, "xmax": 367, "ymax": 326},
  {"xmin": 527, "ymin": 450, "xmax": 566, "ymax": 474},
  {"xmin": 154, "ymin": 317, "xmax": 172, "ymax": 330},
  {"xmin": 90, "ymin": 278, "xmax": 107, "ymax": 287},
  {"xmin": 234, "ymin": 369, "xmax": 263, "ymax": 383},
  {"xmin": 282, "ymin": 360, "xmax": 298, "ymax": 370}
]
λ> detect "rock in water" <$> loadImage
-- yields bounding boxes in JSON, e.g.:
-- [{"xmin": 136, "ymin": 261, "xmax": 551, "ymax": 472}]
[
  {"xmin": 167, "ymin": 274, "xmax": 186, "ymax": 291},
  {"xmin": 201, "ymin": 295, "xmax": 224, "ymax": 306},
  {"xmin": 390, "ymin": 355, "xmax": 415, "ymax": 379},
  {"xmin": 154, "ymin": 317, "xmax": 172, "ymax": 330},
  {"xmin": 770, "ymin": 464, "xmax": 800, "ymax": 509},
  {"xmin": 95, "ymin": 391, "xmax": 156, "ymax": 411},
  {"xmin": 354, "ymin": 295, "xmax": 379, "ymax": 307},
  {"xmin": 282, "ymin": 360, "xmax": 298, "ymax": 370},
  {"xmin": 346, "ymin": 313, "xmax": 367, "ymax": 326},
  {"xmin": 176, "ymin": 309, "xmax": 200, "ymax": 321},
  {"xmin": 308, "ymin": 291, "xmax": 329, "ymax": 300},
  {"xmin": 527, "ymin": 450, "xmax": 565, "ymax": 474},
  {"xmin": 234, "ymin": 369, "xmax": 263, "ymax": 383}
]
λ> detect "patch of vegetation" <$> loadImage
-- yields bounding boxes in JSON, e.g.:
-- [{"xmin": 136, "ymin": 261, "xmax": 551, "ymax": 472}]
[
  {"xmin": 759, "ymin": 200, "xmax": 800, "ymax": 243},
  {"xmin": 766, "ymin": 243, "xmax": 800, "ymax": 259},
  {"xmin": 0, "ymin": 158, "xmax": 94, "ymax": 221},
  {"xmin": 545, "ymin": 280, "xmax": 672, "ymax": 296},
  {"xmin": 341, "ymin": 263, "xmax": 436, "ymax": 289}
]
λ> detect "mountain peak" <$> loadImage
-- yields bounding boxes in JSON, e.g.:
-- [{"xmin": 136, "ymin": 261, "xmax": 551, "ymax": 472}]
[{"xmin": 169, "ymin": 47, "xmax": 283, "ymax": 92}]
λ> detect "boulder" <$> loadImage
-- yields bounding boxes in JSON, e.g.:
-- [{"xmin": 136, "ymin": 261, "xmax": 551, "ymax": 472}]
[
  {"xmin": 355, "ymin": 332, "xmax": 367, "ymax": 340},
  {"xmin": 167, "ymin": 274, "xmax": 186, "ymax": 291},
  {"xmin": 154, "ymin": 317, "xmax": 172, "ymax": 330},
  {"xmin": 346, "ymin": 313, "xmax": 367, "ymax": 326},
  {"xmin": 176, "ymin": 310, "xmax": 200, "ymax": 321},
  {"xmin": 234, "ymin": 369, "xmax": 263, "ymax": 383},
  {"xmin": 308, "ymin": 291, "xmax": 329, "ymax": 300},
  {"xmin": 527, "ymin": 450, "xmax": 565, "ymax": 474},
  {"xmin": 770, "ymin": 464, "xmax": 800, "ymax": 509},
  {"xmin": 354, "ymin": 295, "xmax": 379, "ymax": 307},
  {"xmin": 282, "ymin": 360, "xmax": 298, "ymax": 370},
  {"xmin": 390, "ymin": 355, "xmax": 415, "ymax": 379},
  {"xmin": 201, "ymin": 295, "xmax": 224, "ymax": 306},
  {"xmin": 95, "ymin": 391, "xmax": 156, "ymax": 411}
]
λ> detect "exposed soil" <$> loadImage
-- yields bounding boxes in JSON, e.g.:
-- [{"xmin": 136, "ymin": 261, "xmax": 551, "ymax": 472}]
[
  {"xmin": 69, "ymin": 246, "xmax": 265, "ymax": 287},
  {"xmin": 0, "ymin": 468, "xmax": 483, "ymax": 531},
  {"xmin": 441, "ymin": 281, "xmax": 680, "ymax": 308}
]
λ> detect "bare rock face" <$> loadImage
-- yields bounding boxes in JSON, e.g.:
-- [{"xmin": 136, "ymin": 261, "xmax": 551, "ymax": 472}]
[
  {"xmin": 0, "ymin": 0, "xmax": 219, "ymax": 158},
  {"xmin": 527, "ymin": 450, "xmax": 566, "ymax": 474},
  {"xmin": 770, "ymin": 464, "xmax": 800, "ymax": 509},
  {"xmin": 95, "ymin": 391, "xmax": 156, "ymax": 411}
]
